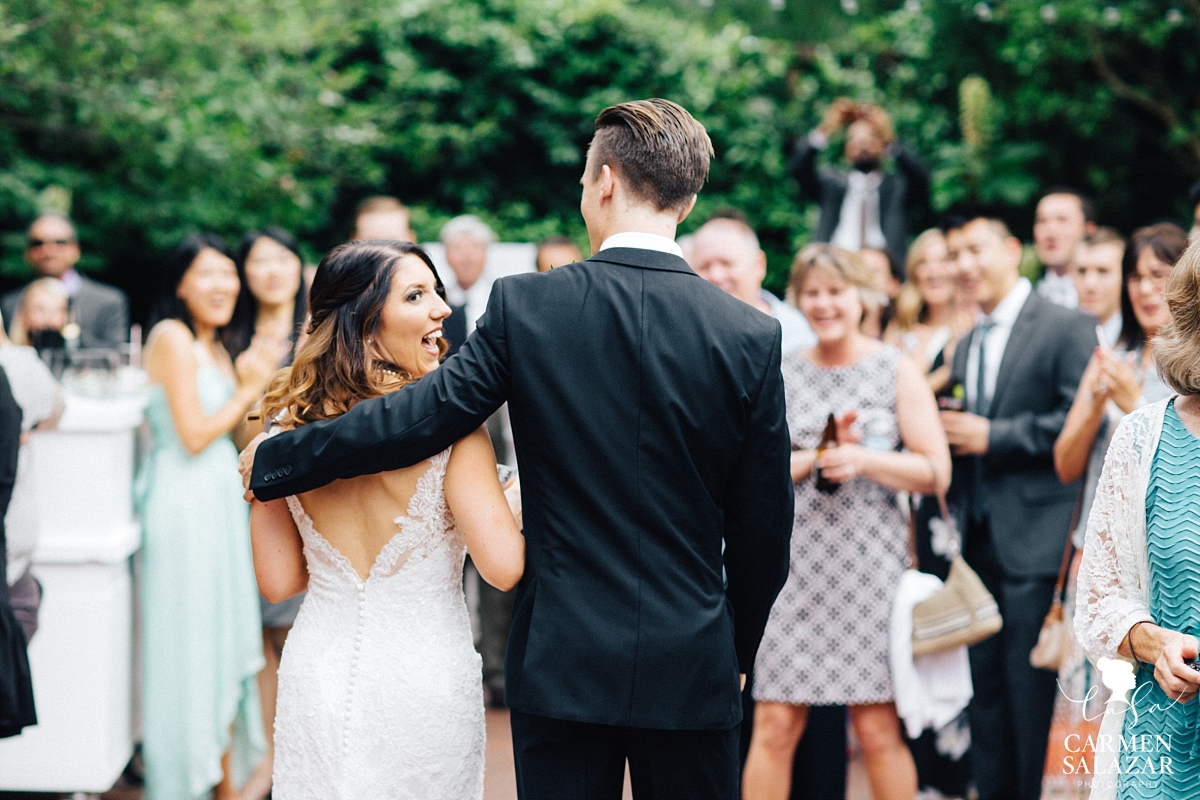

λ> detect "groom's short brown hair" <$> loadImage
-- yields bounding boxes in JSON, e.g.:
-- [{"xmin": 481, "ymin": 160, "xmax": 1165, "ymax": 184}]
[{"xmin": 590, "ymin": 99, "xmax": 713, "ymax": 213}]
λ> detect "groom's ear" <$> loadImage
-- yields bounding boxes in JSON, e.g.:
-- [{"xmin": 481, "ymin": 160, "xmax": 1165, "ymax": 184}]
[
  {"xmin": 675, "ymin": 194, "xmax": 697, "ymax": 225},
  {"xmin": 597, "ymin": 164, "xmax": 617, "ymax": 205}
]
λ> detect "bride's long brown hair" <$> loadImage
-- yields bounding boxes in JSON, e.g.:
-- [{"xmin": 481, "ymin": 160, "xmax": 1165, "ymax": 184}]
[{"xmin": 261, "ymin": 240, "xmax": 448, "ymax": 428}]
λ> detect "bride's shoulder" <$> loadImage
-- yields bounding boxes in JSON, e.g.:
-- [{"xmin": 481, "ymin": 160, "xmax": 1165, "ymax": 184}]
[
  {"xmin": 444, "ymin": 427, "xmax": 502, "ymax": 492},
  {"xmin": 446, "ymin": 427, "xmax": 495, "ymax": 469}
]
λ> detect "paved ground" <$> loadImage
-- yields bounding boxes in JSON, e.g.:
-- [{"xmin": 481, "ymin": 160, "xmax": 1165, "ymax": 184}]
[
  {"xmin": 1, "ymin": 709, "xmax": 870, "ymax": 799},
  {"xmin": 484, "ymin": 709, "xmax": 869, "ymax": 800}
]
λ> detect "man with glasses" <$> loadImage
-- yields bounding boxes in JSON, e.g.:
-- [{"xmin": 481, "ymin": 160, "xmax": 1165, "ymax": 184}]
[{"xmin": 2, "ymin": 214, "xmax": 129, "ymax": 349}]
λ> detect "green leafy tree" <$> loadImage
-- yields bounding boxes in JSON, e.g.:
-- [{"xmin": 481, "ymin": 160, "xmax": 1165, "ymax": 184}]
[{"xmin": 3, "ymin": 0, "xmax": 1198, "ymax": 318}]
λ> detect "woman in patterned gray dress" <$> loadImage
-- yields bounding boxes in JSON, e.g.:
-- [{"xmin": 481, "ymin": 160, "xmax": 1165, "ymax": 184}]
[{"xmin": 742, "ymin": 244, "xmax": 952, "ymax": 800}]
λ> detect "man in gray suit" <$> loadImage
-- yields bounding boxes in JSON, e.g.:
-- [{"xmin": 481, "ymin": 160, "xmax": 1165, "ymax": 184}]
[
  {"xmin": 2, "ymin": 214, "xmax": 129, "ymax": 349},
  {"xmin": 939, "ymin": 208, "xmax": 1094, "ymax": 800}
]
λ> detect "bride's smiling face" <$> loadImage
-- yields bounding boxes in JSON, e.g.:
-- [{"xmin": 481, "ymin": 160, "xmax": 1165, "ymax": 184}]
[{"xmin": 370, "ymin": 255, "xmax": 452, "ymax": 378}]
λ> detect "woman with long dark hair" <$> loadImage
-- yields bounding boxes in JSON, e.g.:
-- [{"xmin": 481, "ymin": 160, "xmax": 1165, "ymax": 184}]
[
  {"xmin": 138, "ymin": 233, "xmax": 285, "ymax": 800},
  {"xmin": 249, "ymin": 240, "xmax": 524, "ymax": 798},
  {"xmin": 222, "ymin": 227, "xmax": 308, "ymax": 799},
  {"xmin": 224, "ymin": 227, "xmax": 307, "ymax": 361}
]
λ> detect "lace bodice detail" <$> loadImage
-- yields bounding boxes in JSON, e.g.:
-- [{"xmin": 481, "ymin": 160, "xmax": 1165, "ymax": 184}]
[
  {"xmin": 283, "ymin": 448, "xmax": 459, "ymax": 587},
  {"xmin": 271, "ymin": 447, "xmax": 485, "ymax": 799},
  {"xmin": 1074, "ymin": 401, "xmax": 1166, "ymax": 664},
  {"xmin": 1073, "ymin": 399, "xmax": 1170, "ymax": 799}
]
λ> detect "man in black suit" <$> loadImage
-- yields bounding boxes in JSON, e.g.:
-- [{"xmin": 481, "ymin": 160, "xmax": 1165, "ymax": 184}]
[
  {"xmin": 938, "ymin": 209, "xmax": 1094, "ymax": 800},
  {"xmin": 789, "ymin": 99, "xmax": 929, "ymax": 268},
  {"xmin": 242, "ymin": 98, "xmax": 793, "ymax": 799},
  {"xmin": 1, "ymin": 213, "xmax": 129, "ymax": 349}
]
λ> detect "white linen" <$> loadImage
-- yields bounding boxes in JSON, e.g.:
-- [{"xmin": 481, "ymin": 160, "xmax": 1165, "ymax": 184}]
[
  {"xmin": 0, "ymin": 345, "xmax": 60, "ymax": 586},
  {"xmin": 889, "ymin": 569, "xmax": 974, "ymax": 739}
]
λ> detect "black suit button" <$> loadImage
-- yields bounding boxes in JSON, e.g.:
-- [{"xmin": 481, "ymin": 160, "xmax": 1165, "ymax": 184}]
[{"xmin": 283, "ymin": 466, "xmax": 292, "ymax": 476}]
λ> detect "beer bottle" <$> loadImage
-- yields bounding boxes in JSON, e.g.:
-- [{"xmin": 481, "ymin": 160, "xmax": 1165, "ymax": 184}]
[{"xmin": 815, "ymin": 413, "xmax": 839, "ymax": 494}]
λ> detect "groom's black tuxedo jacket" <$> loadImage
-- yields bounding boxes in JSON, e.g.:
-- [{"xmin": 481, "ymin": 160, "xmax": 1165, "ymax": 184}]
[{"xmin": 251, "ymin": 246, "xmax": 793, "ymax": 730}]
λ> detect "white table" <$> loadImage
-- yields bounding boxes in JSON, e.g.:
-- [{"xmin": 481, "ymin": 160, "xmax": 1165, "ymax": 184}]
[{"xmin": 0, "ymin": 393, "xmax": 145, "ymax": 795}]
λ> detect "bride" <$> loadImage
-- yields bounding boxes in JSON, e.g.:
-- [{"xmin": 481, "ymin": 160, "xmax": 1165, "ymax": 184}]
[{"xmin": 248, "ymin": 240, "xmax": 524, "ymax": 799}]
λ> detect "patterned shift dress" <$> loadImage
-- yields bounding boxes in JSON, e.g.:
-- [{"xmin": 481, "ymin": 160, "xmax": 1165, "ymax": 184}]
[{"xmin": 754, "ymin": 344, "xmax": 907, "ymax": 706}]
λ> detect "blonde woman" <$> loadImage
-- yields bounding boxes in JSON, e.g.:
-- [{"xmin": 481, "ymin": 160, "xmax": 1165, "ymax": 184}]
[
  {"xmin": 743, "ymin": 244, "xmax": 951, "ymax": 800},
  {"xmin": 1075, "ymin": 238, "xmax": 1200, "ymax": 799},
  {"xmin": 884, "ymin": 229, "xmax": 976, "ymax": 393},
  {"xmin": 9, "ymin": 277, "xmax": 69, "ymax": 348}
]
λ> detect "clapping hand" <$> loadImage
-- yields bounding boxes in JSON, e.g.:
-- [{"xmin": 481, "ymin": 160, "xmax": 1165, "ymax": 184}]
[
  {"xmin": 1092, "ymin": 347, "xmax": 1143, "ymax": 414},
  {"xmin": 235, "ymin": 335, "xmax": 290, "ymax": 396},
  {"xmin": 834, "ymin": 410, "xmax": 861, "ymax": 445}
]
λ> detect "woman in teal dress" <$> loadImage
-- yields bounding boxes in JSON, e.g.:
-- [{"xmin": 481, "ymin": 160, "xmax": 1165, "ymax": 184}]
[
  {"xmin": 139, "ymin": 234, "xmax": 284, "ymax": 800},
  {"xmin": 1075, "ymin": 240, "xmax": 1200, "ymax": 800},
  {"xmin": 1117, "ymin": 398, "xmax": 1200, "ymax": 797}
]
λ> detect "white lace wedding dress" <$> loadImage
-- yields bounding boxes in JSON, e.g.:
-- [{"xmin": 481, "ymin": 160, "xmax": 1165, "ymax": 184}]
[{"xmin": 272, "ymin": 448, "xmax": 485, "ymax": 799}]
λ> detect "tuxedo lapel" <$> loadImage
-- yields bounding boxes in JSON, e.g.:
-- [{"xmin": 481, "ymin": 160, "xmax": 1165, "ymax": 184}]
[{"xmin": 988, "ymin": 293, "xmax": 1041, "ymax": 416}]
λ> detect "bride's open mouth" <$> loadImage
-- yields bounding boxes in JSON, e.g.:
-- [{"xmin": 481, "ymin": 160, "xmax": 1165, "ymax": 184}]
[{"xmin": 421, "ymin": 329, "xmax": 443, "ymax": 355}]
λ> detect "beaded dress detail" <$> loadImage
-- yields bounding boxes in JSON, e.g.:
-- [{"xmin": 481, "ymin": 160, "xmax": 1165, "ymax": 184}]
[{"xmin": 271, "ymin": 447, "xmax": 485, "ymax": 799}]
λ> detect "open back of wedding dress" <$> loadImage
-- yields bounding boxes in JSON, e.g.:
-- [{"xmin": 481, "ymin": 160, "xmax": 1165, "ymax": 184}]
[{"xmin": 272, "ymin": 447, "xmax": 485, "ymax": 799}]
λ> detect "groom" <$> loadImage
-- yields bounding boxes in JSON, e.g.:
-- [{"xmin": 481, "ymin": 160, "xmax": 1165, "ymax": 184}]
[{"xmin": 242, "ymin": 99, "xmax": 793, "ymax": 799}]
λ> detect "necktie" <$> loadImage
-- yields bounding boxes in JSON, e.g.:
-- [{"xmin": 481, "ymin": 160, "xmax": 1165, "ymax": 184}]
[
  {"xmin": 971, "ymin": 319, "xmax": 995, "ymax": 523},
  {"xmin": 974, "ymin": 320, "xmax": 995, "ymax": 417}
]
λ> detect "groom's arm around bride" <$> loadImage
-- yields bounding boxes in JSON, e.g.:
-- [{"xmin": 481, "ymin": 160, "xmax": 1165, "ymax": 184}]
[{"xmin": 243, "ymin": 98, "xmax": 793, "ymax": 800}]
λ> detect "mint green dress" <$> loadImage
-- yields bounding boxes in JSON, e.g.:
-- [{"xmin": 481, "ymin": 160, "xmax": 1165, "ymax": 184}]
[
  {"xmin": 1119, "ymin": 399, "xmax": 1200, "ymax": 799},
  {"xmin": 136, "ymin": 342, "xmax": 265, "ymax": 800}
]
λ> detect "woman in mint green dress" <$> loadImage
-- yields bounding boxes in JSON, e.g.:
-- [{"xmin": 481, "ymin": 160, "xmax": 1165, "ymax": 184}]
[{"xmin": 139, "ymin": 234, "xmax": 285, "ymax": 800}]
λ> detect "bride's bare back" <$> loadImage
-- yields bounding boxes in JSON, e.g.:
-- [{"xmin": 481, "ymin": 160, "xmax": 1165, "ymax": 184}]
[
  {"xmin": 298, "ymin": 461, "xmax": 435, "ymax": 582},
  {"xmin": 251, "ymin": 426, "xmax": 523, "ymax": 601}
]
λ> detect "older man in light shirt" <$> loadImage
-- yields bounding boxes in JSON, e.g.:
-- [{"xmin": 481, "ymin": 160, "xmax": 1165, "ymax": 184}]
[{"xmin": 691, "ymin": 212, "xmax": 815, "ymax": 356}]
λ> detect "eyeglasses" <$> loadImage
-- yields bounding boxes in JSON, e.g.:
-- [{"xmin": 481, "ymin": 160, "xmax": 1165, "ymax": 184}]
[
  {"xmin": 27, "ymin": 238, "xmax": 76, "ymax": 249},
  {"xmin": 1126, "ymin": 271, "xmax": 1172, "ymax": 291}
]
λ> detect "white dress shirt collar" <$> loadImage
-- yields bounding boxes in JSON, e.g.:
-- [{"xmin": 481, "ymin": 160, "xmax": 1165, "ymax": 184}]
[
  {"xmin": 967, "ymin": 278, "xmax": 1032, "ymax": 414},
  {"xmin": 599, "ymin": 232, "xmax": 684, "ymax": 258},
  {"xmin": 830, "ymin": 170, "xmax": 887, "ymax": 252},
  {"xmin": 980, "ymin": 277, "xmax": 1032, "ymax": 330}
]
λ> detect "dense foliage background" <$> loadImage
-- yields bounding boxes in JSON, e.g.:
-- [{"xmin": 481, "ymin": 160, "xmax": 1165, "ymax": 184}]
[{"xmin": 2, "ymin": 0, "xmax": 1198, "ymax": 318}]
